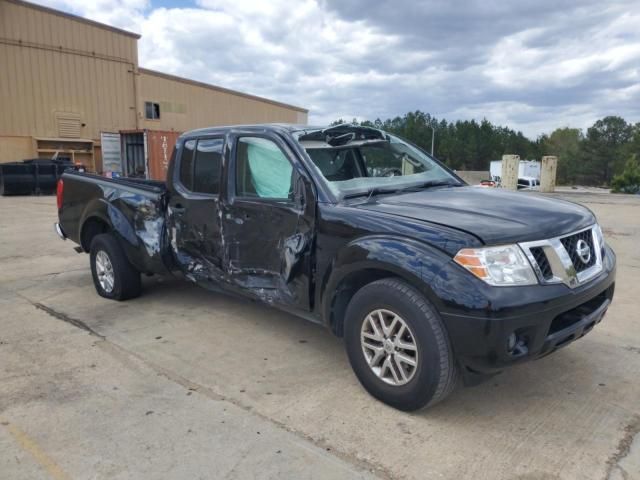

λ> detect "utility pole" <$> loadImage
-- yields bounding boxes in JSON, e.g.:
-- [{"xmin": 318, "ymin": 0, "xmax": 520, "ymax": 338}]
[{"xmin": 430, "ymin": 126, "xmax": 435, "ymax": 155}]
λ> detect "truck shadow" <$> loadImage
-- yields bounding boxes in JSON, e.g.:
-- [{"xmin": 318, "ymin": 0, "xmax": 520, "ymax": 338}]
[{"xmin": 135, "ymin": 274, "xmax": 622, "ymax": 421}]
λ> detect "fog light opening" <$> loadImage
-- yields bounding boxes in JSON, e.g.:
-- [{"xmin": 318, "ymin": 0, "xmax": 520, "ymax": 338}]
[{"xmin": 507, "ymin": 332, "xmax": 529, "ymax": 357}]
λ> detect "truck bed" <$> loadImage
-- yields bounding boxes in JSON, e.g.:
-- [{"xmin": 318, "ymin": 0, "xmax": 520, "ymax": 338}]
[
  {"xmin": 58, "ymin": 172, "xmax": 170, "ymax": 275},
  {"xmin": 69, "ymin": 172, "xmax": 167, "ymax": 194}
]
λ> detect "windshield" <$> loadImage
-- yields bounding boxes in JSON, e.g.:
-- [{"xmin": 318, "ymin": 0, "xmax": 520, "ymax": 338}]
[{"xmin": 297, "ymin": 128, "xmax": 460, "ymax": 198}]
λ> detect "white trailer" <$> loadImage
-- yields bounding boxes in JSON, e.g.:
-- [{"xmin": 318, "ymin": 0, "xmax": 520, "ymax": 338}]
[{"xmin": 490, "ymin": 160, "xmax": 540, "ymax": 181}]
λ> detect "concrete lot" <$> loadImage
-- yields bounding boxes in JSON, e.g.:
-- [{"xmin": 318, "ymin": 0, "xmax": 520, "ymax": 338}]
[{"xmin": 1, "ymin": 192, "xmax": 639, "ymax": 480}]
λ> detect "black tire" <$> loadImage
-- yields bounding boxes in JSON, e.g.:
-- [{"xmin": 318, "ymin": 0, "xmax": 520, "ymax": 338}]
[
  {"xmin": 344, "ymin": 278, "xmax": 458, "ymax": 411},
  {"xmin": 90, "ymin": 233, "xmax": 141, "ymax": 301}
]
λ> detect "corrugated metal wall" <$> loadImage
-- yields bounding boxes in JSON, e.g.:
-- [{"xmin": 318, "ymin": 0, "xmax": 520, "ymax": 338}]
[
  {"xmin": 0, "ymin": 0, "xmax": 138, "ymax": 144},
  {"xmin": 139, "ymin": 69, "xmax": 308, "ymax": 132},
  {"xmin": 0, "ymin": 0, "xmax": 138, "ymax": 63},
  {"xmin": 0, "ymin": 136, "xmax": 34, "ymax": 161},
  {"xmin": 0, "ymin": 0, "xmax": 309, "ymax": 165}
]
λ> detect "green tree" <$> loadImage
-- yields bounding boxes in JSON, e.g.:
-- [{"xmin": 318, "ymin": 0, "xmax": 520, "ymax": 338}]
[
  {"xmin": 611, "ymin": 155, "xmax": 640, "ymax": 194},
  {"xmin": 581, "ymin": 116, "xmax": 633, "ymax": 184},
  {"xmin": 624, "ymin": 122, "xmax": 640, "ymax": 161},
  {"xmin": 327, "ymin": 113, "xmax": 639, "ymax": 185},
  {"xmin": 541, "ymin": 128, "xmax": 583, "ymax": 184}
]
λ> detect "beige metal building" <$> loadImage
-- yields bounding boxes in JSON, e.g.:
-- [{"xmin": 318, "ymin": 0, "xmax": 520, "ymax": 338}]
[{"xmin": 0, "ymin": 0, "xmax": 308, "ymax": 177}]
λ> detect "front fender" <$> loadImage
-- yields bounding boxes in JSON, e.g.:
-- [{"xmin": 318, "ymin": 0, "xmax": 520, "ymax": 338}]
[{"xmin": 320, "ymin": 235, "xmax": 453, "ymax": 324}]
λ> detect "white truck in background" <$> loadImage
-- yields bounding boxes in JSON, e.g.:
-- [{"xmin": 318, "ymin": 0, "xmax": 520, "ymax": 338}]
[{"xmin": 490, "ymin": 160, "xmax": 541, "ymax": 189}]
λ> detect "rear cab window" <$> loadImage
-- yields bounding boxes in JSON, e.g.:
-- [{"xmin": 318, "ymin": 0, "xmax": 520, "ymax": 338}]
[{"xmin": 179, "ymin": 137, "xmax": 224, "ymax": 195}]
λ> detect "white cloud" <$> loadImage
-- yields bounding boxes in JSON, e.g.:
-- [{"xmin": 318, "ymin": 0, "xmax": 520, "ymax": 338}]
[
  {"xmin": 484, "ymin": 7, "xmax": 640, "ymax": 90},
  {"xmin": 30, "ymin": 0, "xmax": 640, "ymax": 137}
]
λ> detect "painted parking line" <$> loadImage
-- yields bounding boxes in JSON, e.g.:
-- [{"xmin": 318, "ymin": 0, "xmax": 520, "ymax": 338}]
[{"xmin": 1, "ymin": 419, "xmax": 70, "ymax": 480}]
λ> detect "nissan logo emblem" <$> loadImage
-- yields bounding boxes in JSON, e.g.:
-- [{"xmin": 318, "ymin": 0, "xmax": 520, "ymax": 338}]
[{"xmin": 575, "ymin": 239, "xmax": 591, "ymax": 264}]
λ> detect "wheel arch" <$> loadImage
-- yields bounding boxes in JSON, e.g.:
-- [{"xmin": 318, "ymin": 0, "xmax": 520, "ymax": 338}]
[
  {"xmin": 321, "ymin": 235, "xmax": 451, "ymax": 337},
  {"xmin": 79, "ymin": 197, "xmax": 139, "ymax": 255},
  {"xmin": 80, "ymin": 214, "xmax": 112, "ymax": 252}
]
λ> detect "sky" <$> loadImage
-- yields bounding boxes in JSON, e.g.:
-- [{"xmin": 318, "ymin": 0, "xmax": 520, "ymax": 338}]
[{"xmin": 33, "ymin": 0, "xmax": 640, "ymax": 138}]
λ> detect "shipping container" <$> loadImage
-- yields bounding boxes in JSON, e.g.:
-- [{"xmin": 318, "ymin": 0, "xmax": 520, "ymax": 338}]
[
  {"xmin": 146, "ymin": 130, "xmax": 181, "ymax": 181},
  {"xmin": 115, "ymin": 129, "xmax": 181, "ymax": 180}
]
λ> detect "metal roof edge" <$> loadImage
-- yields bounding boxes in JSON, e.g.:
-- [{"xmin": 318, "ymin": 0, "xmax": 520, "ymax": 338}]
[{"xmin": 138, "ymin": 68, "xmax": 309, "ymax": 114}]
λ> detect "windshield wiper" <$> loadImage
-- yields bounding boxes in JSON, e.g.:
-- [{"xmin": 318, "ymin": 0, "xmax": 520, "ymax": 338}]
[
  {"xmin": 398, "ymin": 180, "xmax": 462, "ymax": 192},
  {"xmin": 342, "ymin": 186, "xmax": 402, "ymax": 200},
  {"xmin": 341, "ymin": 180, "xmax": 461, "ymax": 201}
]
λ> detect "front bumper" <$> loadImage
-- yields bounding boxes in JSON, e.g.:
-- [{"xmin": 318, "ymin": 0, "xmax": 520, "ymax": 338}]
[{"xmin": 437, "ymin": 245, "xmax": 616, "ymax": 382}]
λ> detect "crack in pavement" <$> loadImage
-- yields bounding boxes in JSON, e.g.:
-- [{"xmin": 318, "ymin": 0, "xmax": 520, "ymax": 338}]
[
  {"xmin": 29, "ymin": 301, "xmax": 105, "ymax": 339},
  {"xmin": 605, "ymin": 415, "xmax": 640, "ymax": 480},
  {"xmin": 24, "ymin": 299, "xmax": 391, "ymax": 480},
  {"xmin": 0, "ymin": 268, "xmax": 88, "ymax": 286}
]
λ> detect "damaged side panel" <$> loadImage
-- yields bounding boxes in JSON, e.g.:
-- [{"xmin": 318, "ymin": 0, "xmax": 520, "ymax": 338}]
[
  {"xmin": 166, "ymin": 200, "xmax": 227, "ymax": 285},
  {"xmin": 219, "ymin": 199, "xmax": 314, "ymax": 310},
  {"xmin": 103, "ymin": 188, "xmax": 168, "ymax": 274},
  {"xmin": 61, "ymin": 173, "xmax": 169, "ymax": 275},
  {"xmin": 164, "ymin": 130, "xmax": 317, "ymax": 313}
]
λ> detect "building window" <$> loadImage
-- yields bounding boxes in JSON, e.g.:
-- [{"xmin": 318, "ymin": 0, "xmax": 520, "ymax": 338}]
[{"xmin": 145, "ymin": 102, "xmax": 160, "ymax": 120}]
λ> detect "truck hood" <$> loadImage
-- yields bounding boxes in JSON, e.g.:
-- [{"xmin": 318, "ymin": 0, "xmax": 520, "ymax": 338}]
[{"xmin": 352, "ymin": 186, "xmax": 595, "ymax": 244}]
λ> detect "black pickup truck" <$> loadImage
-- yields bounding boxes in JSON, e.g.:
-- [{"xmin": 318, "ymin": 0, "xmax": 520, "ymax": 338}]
[{"xmin": 55, "ymin": 124, "xmax": 616, "ymax": 410}]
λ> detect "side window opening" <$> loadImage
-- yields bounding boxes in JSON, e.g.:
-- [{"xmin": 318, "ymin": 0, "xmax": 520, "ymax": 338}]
[
  {"xmin": 178, "ymin": 138, "xmax": 223, "ymax": 194},
  {"xmin": 193, "ymin": 138, "xmax": 223, "ymax": 194},
  {"xmin": 179, "ymin": 140, "xmax": 196, "ymax": 190},
  {"xmin": 235, "ymin": 137, "xmax": 293, "ymax": 200}
]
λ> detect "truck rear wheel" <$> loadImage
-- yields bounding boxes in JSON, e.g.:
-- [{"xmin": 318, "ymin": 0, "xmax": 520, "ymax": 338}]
[
  {"xmin": 344, "ymin": 278, "xmax": 458, "ymax": 411},
  {"xmin": 90, "ymin": 233, "xmax": 141, "ymax": 301}
]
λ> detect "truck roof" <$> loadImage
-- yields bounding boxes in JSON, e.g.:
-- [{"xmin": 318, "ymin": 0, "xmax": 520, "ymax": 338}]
[
  {"xmin": 180, "ymin": 123, "xmax": 319, "ymax": 140},
  {"xmin": 179, "ymin": 123, "xmax": 388, "ymax": 142}
]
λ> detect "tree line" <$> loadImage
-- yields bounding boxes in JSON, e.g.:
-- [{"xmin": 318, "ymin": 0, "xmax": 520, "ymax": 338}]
[{"xmin": 333, "ymin": 112, "xmax": 640, "ymax": 186}]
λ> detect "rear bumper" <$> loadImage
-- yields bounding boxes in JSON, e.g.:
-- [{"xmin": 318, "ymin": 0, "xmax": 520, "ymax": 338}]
[
  {"xmin": 438, "ymin": 245, "xmax": 616, "ymax": 382},
  {"xmin": 54, "ymin": 222, "xmax": 67, "ymax": 240}
]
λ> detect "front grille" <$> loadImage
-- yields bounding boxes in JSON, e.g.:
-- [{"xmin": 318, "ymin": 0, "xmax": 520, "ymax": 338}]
[
  {"xmin": 560, "ymin": 229, "xmax": 596, "ymax": 272},
  {"xmin": 520, "ymin": 225, "xmax": 603, "ymax": 288},
  {"xmin": 530, "ymin": 246, "xmax": 552, "ymax": 280}
]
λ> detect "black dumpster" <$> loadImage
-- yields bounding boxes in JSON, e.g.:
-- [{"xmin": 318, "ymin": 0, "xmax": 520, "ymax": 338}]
[
  {"xmin": 0, "ymin": 159, "xmax": 79, "ymax": 196},
  {"xmin": 0, "ymin": 162, "xmax": 36, "ymax": 195}
]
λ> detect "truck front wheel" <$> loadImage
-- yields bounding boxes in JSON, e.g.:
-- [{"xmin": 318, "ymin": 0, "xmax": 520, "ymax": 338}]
[
  {"xmin": 90, "ymin": 233, "xmax": 141, "ymax": 301},
  {"xmin": 344, "ymin": 278, "xmax": 458, "ymax": 411}
]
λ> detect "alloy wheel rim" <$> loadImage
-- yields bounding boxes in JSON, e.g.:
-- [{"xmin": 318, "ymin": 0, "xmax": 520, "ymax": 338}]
[
  {"xmin": 360, "ymin": 309, "xmax": 418, "ymax": 386},
  {"xmin": 95, "ymin": 250, "xmax": 115, "ymax": 293}
]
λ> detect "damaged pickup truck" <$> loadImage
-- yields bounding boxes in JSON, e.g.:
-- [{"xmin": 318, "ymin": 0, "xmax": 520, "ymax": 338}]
[{"xmin": 55, "ymin": 124, "xmax": 616, "ymax": 411}]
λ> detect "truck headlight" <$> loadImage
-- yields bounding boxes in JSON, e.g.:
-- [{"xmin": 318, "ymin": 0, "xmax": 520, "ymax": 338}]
[
  {"xmin": 593, "ymin": 223, "xmax": 605, "ymax": 249},
  {"xmin": 454, "ymin": 245, "xmax": 538, "ymax": 286}
]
